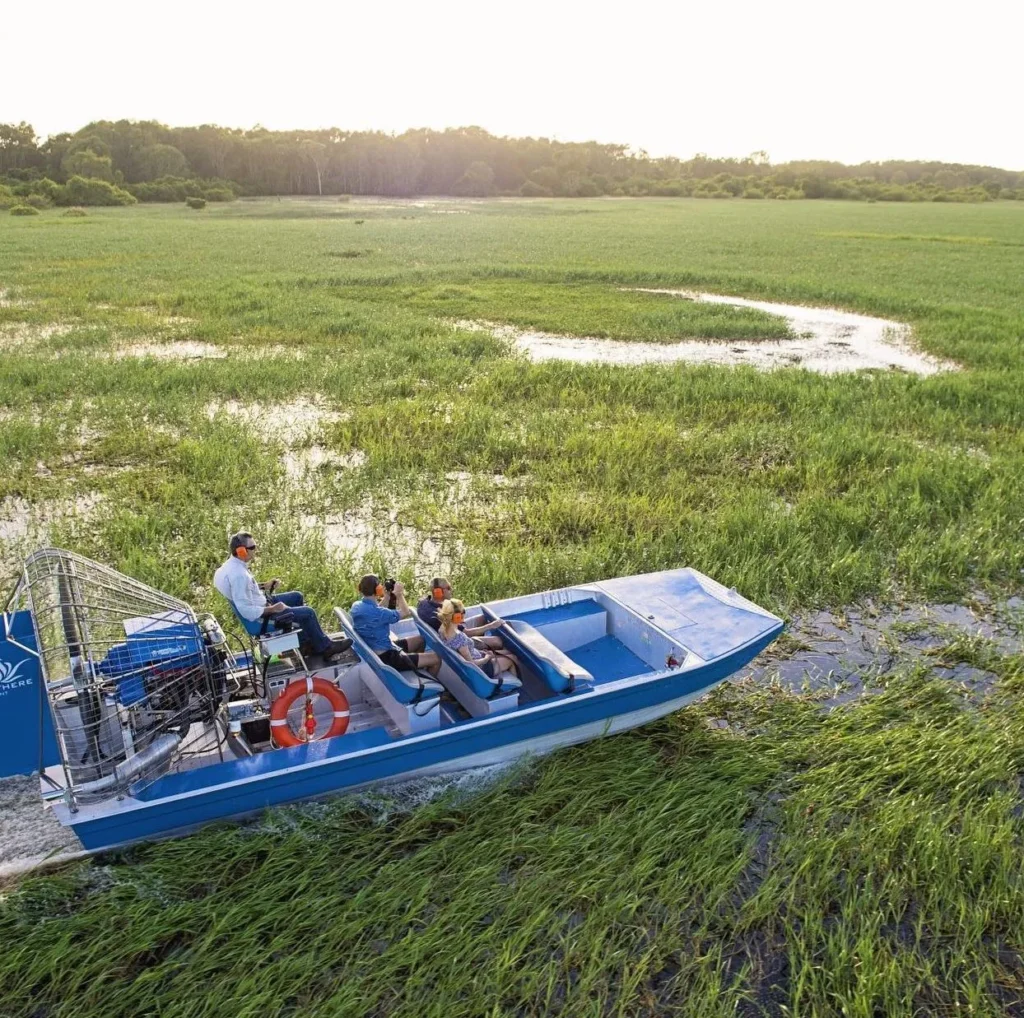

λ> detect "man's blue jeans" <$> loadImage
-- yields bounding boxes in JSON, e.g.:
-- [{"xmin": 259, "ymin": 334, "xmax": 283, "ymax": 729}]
[{"xmin": 268, "ymin": 591, "xmax": 332, "ymax": 654}]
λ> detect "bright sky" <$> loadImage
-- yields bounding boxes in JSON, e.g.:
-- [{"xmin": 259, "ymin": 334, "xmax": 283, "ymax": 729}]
[{"xmin": 4, "ymin": 0, "xmax": 1022, "ymax": 170}]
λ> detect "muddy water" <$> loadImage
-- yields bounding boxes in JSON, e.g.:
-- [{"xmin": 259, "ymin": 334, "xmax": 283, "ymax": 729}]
[
  {"xmin": 0, "ymin": 777, "xmax": 83, "ymax": 879},
  {"xmin": 2, "ymin": 597, "xmax": 1018, "ymax": 876},
  {"xmin": 0, "ymin": 493, "xmax": 105, "ymax": 576},
  {"xmin": 302, "ymin": 505, "xmax": 462, "ymax": 579},
  {"xmin": 114, "ymin": 341, "xmax": 227, "ymax": 361},
  {"xmin": 205, "ymin": 398, "xmax": 348, "ymax": 444},
  {"xmin": 739, "ymin": 597, "xmax": 1022, "ymax": 704},
  {"xmin": 460, "ymin": 293, "xmax": 954, "ymax": 375}
]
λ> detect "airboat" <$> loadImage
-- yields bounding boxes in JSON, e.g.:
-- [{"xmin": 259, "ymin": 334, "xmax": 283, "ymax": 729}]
[{"xmin": 1, "ymin": 549, "xmax": 783, "ymax": 853}]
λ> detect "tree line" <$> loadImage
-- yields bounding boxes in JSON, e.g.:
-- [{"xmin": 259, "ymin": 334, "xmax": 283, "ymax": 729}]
[{"xmin": 2, "ymin": 120, "xmax": 1022, "ymax": 208}]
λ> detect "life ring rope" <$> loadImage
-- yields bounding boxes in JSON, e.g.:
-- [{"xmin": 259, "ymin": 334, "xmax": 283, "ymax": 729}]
[{"xmin": 269, "ymin": 676, "xmax": 351, "ymax": 747}]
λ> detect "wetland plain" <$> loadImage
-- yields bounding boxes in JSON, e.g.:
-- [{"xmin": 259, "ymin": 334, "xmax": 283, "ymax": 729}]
[{"xmin": 1, "ymin": 196, "xmax": 1023, "ymax": 1017}]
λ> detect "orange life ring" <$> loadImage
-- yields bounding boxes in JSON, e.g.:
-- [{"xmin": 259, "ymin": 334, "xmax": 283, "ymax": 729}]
[{"xmin": 270, "ymin": 676, "xmax": 350, "ymax": 748}]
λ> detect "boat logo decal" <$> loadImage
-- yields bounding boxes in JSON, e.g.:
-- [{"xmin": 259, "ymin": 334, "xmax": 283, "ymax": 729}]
[{"xmin": 0, "ymin": 657, "xmax": 31, "ymax": 691}]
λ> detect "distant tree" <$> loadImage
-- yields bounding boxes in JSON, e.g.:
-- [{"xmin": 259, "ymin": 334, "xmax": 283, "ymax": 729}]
[
  {"xmin": 62, "ymin": 149, "xmax": 115, "ymax": 181},
  {"xmin": 135, "ymin": 144, "xmax": 189, "ymax": 181},
  {"xmin": 800, "ymin": 174, "xmax": 828, "ymax": 199},
  {"xmin": 454, "ymin": 161, "xmax": 495, "ymax": 196},
  {"xmin": 5, "ymin": 118, "xmax": 1015, "ymax": 205},
  {"xmin": 0, "ymin": 122, "xmax": 41, "ymax": 174},
  {"xmin": 529, "ymin": 166, "xmax": 560, "ymax": 191},
  {"xmin": 520, "ymin": 180, "xmax": 552, "ymax": 197},
  {"xmin": 300, "ymin": 140, "xmax": 328, "ymax": 196},
  {"xmin": 40, "ymin": 132, "xmax": 73, "ymax": 180}
]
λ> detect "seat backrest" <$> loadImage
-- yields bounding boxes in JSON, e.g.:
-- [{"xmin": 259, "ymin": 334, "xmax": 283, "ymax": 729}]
[
  {"xmin": 413, "ymin": 616, "xmax": 508, "ymax": 699},
  {"xmin": 496, "ymin": 618, "xmax": 593, "ymax": 693},
  {"xmin": 223, "ymin": 596, "xmax": 265, "ymax": 639},
  {"xmin": 334, "ymin": 608, "xmax": 440, "ymax": 705}
]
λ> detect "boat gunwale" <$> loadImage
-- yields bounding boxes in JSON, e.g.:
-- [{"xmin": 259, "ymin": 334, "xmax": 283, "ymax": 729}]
[{"xmin": 56, "ymin": 612, "xmax": 783, "ymax": 826}]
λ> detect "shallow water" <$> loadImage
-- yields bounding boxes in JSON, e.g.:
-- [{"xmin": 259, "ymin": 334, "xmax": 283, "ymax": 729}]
[
  {"xmin": 205, "ymin": 398, "xmax": 348, "ymax": 444},
  {"xmin": 284, "ymin": 446, "xmax": 366, "ymax": 480},
  {"xmin": 459, "ymin": 293, "xmax": 954, "ymax": 374},
  {"xmin": 0, "ymin": 493, "xmax": 104, "ymax": 575},
  {"xmin": 0, "ymin": 322, "xmax": 77, "ymax": 351},
  {"xmin": 0, "ymin": 777, "xmax": 82, "ymax": 878},
  {"xmin": 302, "ymin": 504, "xmax": 462, "ymax": 579},
  {"xmin": 114, "ymin": 341, "xmax": 227, "ymax": 361},
  {"xmin": 739, "ymin": 597, "xmax": 1022, "ymax": 704}
]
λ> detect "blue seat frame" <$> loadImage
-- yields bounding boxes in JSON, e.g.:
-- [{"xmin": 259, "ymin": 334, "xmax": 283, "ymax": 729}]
[
  {"xmin": 480, "ymin": 609, "xmax": 593, "ymax": 694},
  {"xmin": 334, "ymin": 609, "xmax": 442, "ymax": 706},
  {"xmin": 413, "ymin": 617, "xmax": 521, "ymax": 700}
]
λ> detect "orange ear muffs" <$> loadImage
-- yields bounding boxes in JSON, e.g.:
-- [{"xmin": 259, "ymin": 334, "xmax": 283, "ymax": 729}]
[
  {"xmin": 375, "ymin": 583, "xmax": 385, "ymax": 598},
  {"xmin": 236, "ymin": 546, "xmax": 249, "ymax": 561},
  {"xmin": 453, "ymin": 612, "xmax": 465, "ymax": 625},
  {"xmin": 433, "ymin": 587, "xmax": 445, "ymax": 601}
]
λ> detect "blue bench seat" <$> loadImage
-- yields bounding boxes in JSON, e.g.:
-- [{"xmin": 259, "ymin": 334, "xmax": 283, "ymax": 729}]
[
  {"xmin": 482, "ymin": 612, "xmax": 594, "ymax": 694},
  {"xmin": 334, "ymin": 609, "xmax": 443, "ymax": 706},
  {"xmin": 413, "ymin": 617, "xmax": 522, "ymax": 701}
]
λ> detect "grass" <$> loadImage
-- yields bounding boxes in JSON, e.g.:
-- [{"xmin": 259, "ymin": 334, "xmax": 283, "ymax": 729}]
[{"xmin": 1, "ymin": 196, "xmax": 1024, "ymax": 1016}]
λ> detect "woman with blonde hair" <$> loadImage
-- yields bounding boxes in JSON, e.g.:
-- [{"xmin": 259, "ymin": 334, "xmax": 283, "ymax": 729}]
[{"xmin": 438, "ymin": 599, "xmax": 520, "ymax": 679}]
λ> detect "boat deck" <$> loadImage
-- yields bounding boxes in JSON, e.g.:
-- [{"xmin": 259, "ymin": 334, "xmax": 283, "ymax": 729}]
[
  {"xmin": 505, "ymin": 600, "xmax": 655, "ymax": 686},
  {"xmin": 569, "ymin": 635, "xmax": 654, "ymax": 684}
]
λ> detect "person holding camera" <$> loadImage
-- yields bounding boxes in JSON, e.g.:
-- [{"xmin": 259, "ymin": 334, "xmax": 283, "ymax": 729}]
[{"xmin": 350, "ymin": 574, "xmax": 441, "ymax": 676}]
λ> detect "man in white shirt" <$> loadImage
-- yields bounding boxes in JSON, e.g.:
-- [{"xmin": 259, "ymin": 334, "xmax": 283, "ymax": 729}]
[{"xmin": 213, "ymin": 532, "xmax": 350, "ymax": 661}]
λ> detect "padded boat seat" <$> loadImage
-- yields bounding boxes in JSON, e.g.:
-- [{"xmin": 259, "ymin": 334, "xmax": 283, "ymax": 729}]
[
  {"xmin": 225, "ymin": 599, "xmax": 302, "ymax": 659},
  {"xmin": 334, "ymin": 609, "xmax": 443, "ymax": 706},
  {"xmin": 228, "ymin": 599, "xmax": 272, "ymax": 638},
  {"xmin": 496, "ymin": 617, "xmax": 594, "ymax": 693},
  {"xmin": 413, "ymin": 617, "xmax": 522, "ymax": 700}
]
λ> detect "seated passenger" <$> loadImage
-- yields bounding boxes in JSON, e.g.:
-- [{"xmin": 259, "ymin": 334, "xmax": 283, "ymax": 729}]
[
  {"xmin": 418, "ymin": 577, "xmax": 509, "ymax": 651},
  {"xmin": 213, "ymin": 532, "xmax": 351, "ymax": 662},
  {"xmin": 438, "ymin": 599, "xmax": 520, "ymax": 678},
  {"xmin": 351, "ymin": 575, "xmax": 441, "ymax": 676},
  {"xmin": 416, "ymin": 577, "xmax": 452, "ymax": 631}
]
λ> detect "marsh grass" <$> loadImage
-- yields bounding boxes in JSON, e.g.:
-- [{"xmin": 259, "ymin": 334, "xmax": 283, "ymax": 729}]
[
  {"xmin": 1, "ymin": 198, "xmax": 1024, "ymax": 1015},
  {"xmin": 3, "ymin": 644, "xmax": 1024, "ymax": 1017}
]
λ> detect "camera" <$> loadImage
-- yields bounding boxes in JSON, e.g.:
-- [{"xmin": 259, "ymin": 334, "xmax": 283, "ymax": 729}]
[{"xmin": 383, "ymin": 578, "xmax": 396, "ymax": 593}]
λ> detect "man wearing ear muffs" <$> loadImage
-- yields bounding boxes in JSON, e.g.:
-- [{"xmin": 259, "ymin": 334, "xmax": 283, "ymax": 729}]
[
  {"xmin": 213, "ymin": 531, "xmax": 351, "ymax": 662},
  {"xmin": 351, "ymin": 574, "xmax": 441, "ymax": 676},
  {"xmin": 416, "ymin": 577, "xmax": 453, "ymax": 631},
  {"xmin": 417, "ymin": 577, "xmax": 508, "ymax": 649}
]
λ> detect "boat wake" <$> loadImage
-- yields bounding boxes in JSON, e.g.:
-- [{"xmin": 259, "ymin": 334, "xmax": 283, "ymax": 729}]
[
  {"xmin": 250, "ymin": 760, "xmax": 527, "ymax": 839},
  {"xmin": 0, "ymin": 774, "xmax": 85, "ymax": 880}
]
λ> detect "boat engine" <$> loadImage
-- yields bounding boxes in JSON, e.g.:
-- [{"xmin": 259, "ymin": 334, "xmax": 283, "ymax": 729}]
[{"xmin": 5, "ymin": 548, "xmax": 228, "ymax": 804}]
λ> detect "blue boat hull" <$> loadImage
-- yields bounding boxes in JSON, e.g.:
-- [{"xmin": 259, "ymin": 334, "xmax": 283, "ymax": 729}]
[{"xmin": 59, "ymin": 627, "xmax": 779, "ymax": 852}]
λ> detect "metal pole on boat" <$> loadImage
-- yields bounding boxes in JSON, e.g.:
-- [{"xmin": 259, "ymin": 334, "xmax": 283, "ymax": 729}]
[{"xmin": 58, "ymin": 557, "xmax": 105, "ymax": 773}]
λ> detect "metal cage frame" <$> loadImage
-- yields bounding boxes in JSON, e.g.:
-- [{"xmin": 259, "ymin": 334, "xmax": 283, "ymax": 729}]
[{"xmin": 5, "ymin": 548, "xmax": 228, "ymax": 806}]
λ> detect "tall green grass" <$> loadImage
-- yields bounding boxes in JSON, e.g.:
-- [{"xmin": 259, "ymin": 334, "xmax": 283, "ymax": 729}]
[
  {"xmin": 3, "ymin": 647, "xmax": 1024, "ymax": 1017},
  {"xmin": 1, "ymin": 197, "xmax": 1023, "ymax": 1015}
]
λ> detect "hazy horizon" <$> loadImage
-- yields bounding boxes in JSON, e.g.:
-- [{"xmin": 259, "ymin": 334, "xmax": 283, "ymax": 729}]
[{"xmin": 4, "ymin": 0, "xmax": 1022, "ymax": 171}]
